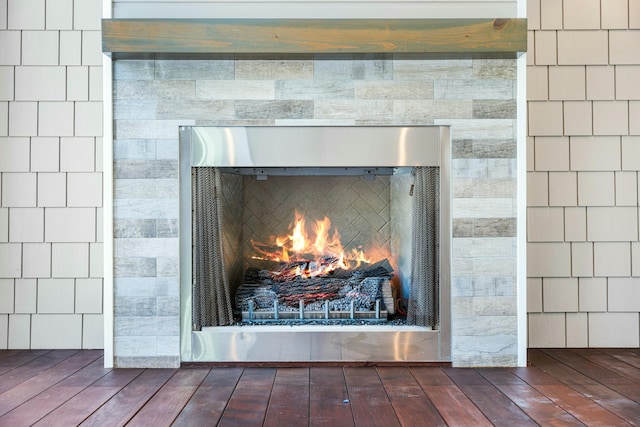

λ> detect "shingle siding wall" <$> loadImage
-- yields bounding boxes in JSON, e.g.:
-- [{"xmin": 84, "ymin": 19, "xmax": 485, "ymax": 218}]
[
  {"xmin": 0, "ymin": 0, "xmax": 104, "ymax": 349},
  {"xmin": 527, "ymin": 0, "xmax": 640, "ymax": 347}
]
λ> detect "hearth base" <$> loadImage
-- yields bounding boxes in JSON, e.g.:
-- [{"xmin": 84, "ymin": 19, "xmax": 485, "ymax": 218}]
[{"xmin": 187, "ymin": 325, "xmax": 442, "ymax": 362}]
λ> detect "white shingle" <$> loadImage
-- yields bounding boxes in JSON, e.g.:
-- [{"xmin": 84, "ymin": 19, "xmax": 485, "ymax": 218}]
[
  {"xmin": 0, "ymin": 138, "xmax": 29, "ymax": 172},
  {"xmin": 557, "ymin": 31, "xmax": 609, "ymax": 65},
  {"xmin": 67, "ymin": 67, "xmax": 89, "ymax": 101},
  {"xmin": 38, "ymin": 102, "xmax": 74, "ymax": 137},
  {"xmin": 67, "ymin": 172, "xmax": 102, "ymax": 207},
  {"xmin": 21, "ymin": 31, "xmax": 59, "ymax": 65},
  {"xmin": 593, "ymin": 101, "xmax": 629, "ymax": 135},
  {"xmin": 543, "ymin": 278, "xmax": 578, "ymax": 312},
  {"xmin": 9, "ymin": 102, "xmax": 38, "ymax": 136},
  {"xmin": 46, "ymin": 0, "xmax": 73, "ymax": 30},
  {"xmin": 37, "ymin": 173, "xmax": 66, "ymax": 207},
  {"xmin": 594, "ymin": 242, "xmax": 632, "ymax": 276},
  {"xmin": 9, "ymin": 207, "xmax": 43, "ymax": 242},
  {"xmin": 30, "ymin": 137, "xmax": 60, "ymax": 172},
  {"xmin": 60, "ymin": 137, "xmax": 95, "ymax": 172},
  {"xmin": 577, "ymin": 172, "xmax": 615, "ymax": 206},
  {"xmin": 52, "ymin": 243, "xmax": 89, "ymax": 278},
  {"xmin": 22, "ymin": 243, "xmax": 51, "ymax": 278},
  {"xmin": 2, "ymin": 173, "xmax": 36, "ymax": 207},
  {"xmin": 570, "ymin": 136, "xmax": 621, "ymax": 171},
  {"xmin": 45, "ymin": 207, "xmax": 95, "ymax": 242},
  {"xmin": 31, "ymin": 314, "xmax": 82, "ymax": 348},
  {"xmin": 15, "ymin": 66, "xmax": 66, "ymax": 101},
  {"xmin": 588, "ymin": 207, "xmax": 638, "ymax": 241},
  {"xmin": 7, "ymin": 0, "xmax": 44, "ymax": 30}
]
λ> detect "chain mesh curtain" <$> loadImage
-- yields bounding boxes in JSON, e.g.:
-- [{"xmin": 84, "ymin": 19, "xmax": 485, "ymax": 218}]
[
  {"xmin": 192, "ymin": 167, "xmax": 234, "ymax": 328},
  {"xmin": 407, "ymin": 166, "xmax": 439, "ymax": 329}
]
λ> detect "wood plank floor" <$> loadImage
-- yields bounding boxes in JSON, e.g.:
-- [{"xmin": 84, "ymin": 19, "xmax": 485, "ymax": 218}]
[{"xmin": 0, "ymin": 349, "xmax": 638, "ymax": 426}]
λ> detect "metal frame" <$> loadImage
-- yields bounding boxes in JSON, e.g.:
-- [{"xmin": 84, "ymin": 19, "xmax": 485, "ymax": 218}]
[{"xmin": 180, "ymin": 126, "xmax": 451, "ymax": 362}]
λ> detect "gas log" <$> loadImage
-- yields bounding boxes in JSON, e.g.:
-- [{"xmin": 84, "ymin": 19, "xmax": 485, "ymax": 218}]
[{"xmin": 235, "ymin": 259, "xmax": 394, "ymax": 321}]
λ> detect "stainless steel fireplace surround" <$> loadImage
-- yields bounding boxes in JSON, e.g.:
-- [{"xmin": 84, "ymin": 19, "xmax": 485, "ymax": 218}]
[{"xmin": 179, "ymin": 126, "xmax": 451, "ymax": 362}]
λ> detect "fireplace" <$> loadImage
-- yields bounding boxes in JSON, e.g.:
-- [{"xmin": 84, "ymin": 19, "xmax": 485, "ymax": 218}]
[
  {"xmin": 107, "ymin": 20, "xmax": 526, "ymax": 367},
  {"xmin": 179, "ymin": 126, "xmax": 451, "ymax": 361}
]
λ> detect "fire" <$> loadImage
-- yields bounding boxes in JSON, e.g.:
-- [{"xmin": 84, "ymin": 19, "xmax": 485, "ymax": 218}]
[{"xmin": 251, "ymin": 210, "xmax": 371, "ymax": 278}]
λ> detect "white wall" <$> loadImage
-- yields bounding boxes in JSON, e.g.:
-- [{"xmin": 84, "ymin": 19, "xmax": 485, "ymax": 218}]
[
  {"xmin": 527, "ymin": 0, "xmax": 640, "ymax": 347},
  {"xmin": 112, "ymin": 0, "xmax": 519, "ymax": 19},
  {"xmin": 0, "ymin": 0, "xmax": 104, "ymax": 349}
]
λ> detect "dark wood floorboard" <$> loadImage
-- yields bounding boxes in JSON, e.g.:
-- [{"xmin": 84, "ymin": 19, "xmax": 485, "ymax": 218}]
[{"xmin": 0, "ymin": 349, "xmax": 639, "ymax": 426}]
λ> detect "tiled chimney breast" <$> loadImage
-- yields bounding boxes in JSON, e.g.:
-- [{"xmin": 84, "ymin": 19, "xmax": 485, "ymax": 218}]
[{"xmin": 112, "ymin": 55, "xmax": 518, "ymax": 368}]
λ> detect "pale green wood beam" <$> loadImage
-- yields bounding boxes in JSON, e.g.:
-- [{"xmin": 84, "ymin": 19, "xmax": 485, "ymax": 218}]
[{"xmin": 102, "ymin": 18, "xmax": 527, "ymax": 56}]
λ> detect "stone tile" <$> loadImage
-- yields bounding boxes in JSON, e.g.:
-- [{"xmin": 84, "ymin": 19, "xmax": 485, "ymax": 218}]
[
  {"xmin": 453, "ymin": 315, "xmax": 517, "ymax": 336},
  {"xmin": 114, "ymin": 219, "xmax": 157, "ymax": 238},
  {"xmin": 114, "ymin": 100, "xmax": 158, "ymax": 120},
  {"xmin": 236, "ymin": 100, "xmax": 313, "ymax": 119},
  {"xmin": 473, "ymin": 218, "xmax": 517, "ymax": 238},
  {"xmin": 473, "ymin": 59, "xmax": 517, "ymax": 80},
  {"xmin": 115, "ymin": 316, "xmax": 180, "ymax": 336},
  {"xmin": 114, "ymin": 257, "xmax": 157, "ymax": 277},
  {"xmin": 452, "ymin": 219, "xmax": 473, "ymax": 237},
  {"xmin": 158, "ymin": 99, "xmax": 235, "ymax": 120},
  {"xmin": 453, "ymin": 198, "xmax": 515, "ymax": 218},
  {"xmin": 155, "ymin": 59, "xmax": 235, "ymax": 80},
  {"xmin": 114, "ymin": 296, "xmax": 157, "ymax": 316},
  {"xmin": 451, "ymin": 140, "xmax": 473, "ymax": 159},
  {"xmin": 236, "ymin": 55, "xmax": 313, "ymax": 79},
  {"xmin": 114, "ymin": 60, "xmax": 155, "ymax": 80},
  {"xmin": 355, "ymin": 80, "xmax": 433, "ymax": 100},
  {"xmin": 393, "ymin": 57, "xmax": 472, "ymax": 79},
  {"xmin": 113, "ymin": 199, "xmax": 178, "ymax": 221},
  {"xmin": 115, "ymin": 80, "xmax": 196, "ymax": 100},
  {"xmin": 114, "ymin": 160, "xmax": 178, "ymax": 179},
  {"xmin": 473, "ymin": 100, "xmax": 516, "ymax": 119},
  {"xmin": 434, "ymin": 80, "xmax": 514, "ymax": 100},
  {"xmin": 157, "ymin": 296, "xmax": 180, "ymax": 316},
  {"xmin": 474, "ymin": 139, "xmax": 516, "ymax": 159},
  {"xmin": 197, "ymin": 80, "xmax": 274, "ymax": 100},
  {"xmin": 314, "ymin": 100, "xmax": 391, "ymax": 120},
  {"xmin": 114, "ymin": 238, "xmax": 178, "ymax": 258},
  {"xmin": 277, "ymin": 80, "xmax": 353, "ymax": 99}
]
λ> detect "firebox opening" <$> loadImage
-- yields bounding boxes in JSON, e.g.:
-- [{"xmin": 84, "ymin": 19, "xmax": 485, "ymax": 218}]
[{"xmin": 199, "ymin": 169, "xmax": 417, "ymax": 326}]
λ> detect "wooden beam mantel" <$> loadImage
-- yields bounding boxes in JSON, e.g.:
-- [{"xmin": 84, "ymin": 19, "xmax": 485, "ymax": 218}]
[{"xmin": 102, "ymin": 18, "xmax": 527, "ymax": 56}]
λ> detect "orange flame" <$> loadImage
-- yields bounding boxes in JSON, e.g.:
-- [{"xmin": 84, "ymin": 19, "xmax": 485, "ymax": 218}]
[{"xmin": 252, "ymin": 210, "xmax": 371, "ymax": 277}]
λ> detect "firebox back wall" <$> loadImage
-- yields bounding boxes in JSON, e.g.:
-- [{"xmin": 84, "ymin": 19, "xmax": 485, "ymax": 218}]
[{"xmin": 112, "ymin": 55, "xmax": 519, "ymax": 367}]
